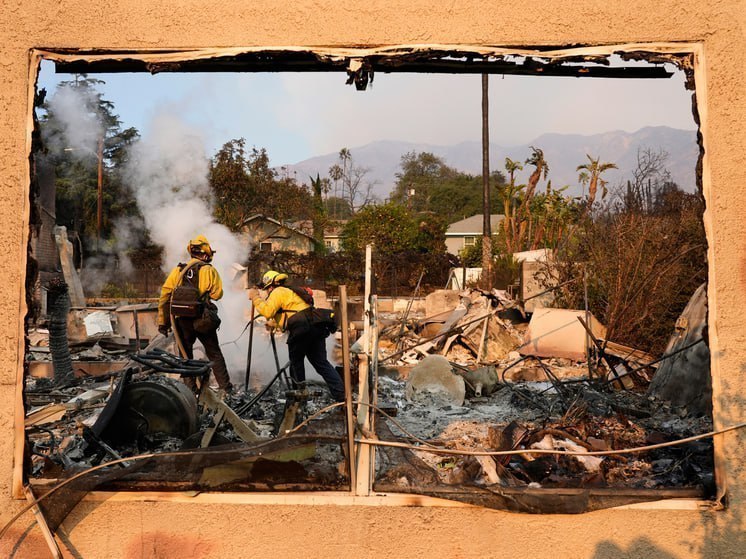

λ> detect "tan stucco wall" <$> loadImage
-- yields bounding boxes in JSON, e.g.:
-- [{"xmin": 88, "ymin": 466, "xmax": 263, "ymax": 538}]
[
  {"xmin": 2, "ymin": 1, "xmax": 746, "ymax": 557},
  {"xmin": 242, "ymin": 221, "xmax": 314, "ymax": 254}
]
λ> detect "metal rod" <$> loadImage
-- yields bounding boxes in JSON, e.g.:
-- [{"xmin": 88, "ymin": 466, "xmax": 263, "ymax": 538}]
[
  {"xmin": 244, "ymin": 306, "xmax": 256, "ymax": 392},
  {"xmin": 395, "ymin": 269, "xmax": 424, "ymax": 351},
  {"xmin": 269, "ymin": 330, "xmax": 284, "ymax": 384},
  {"xmin": 577, "ymin": 316, "xmax": 627, "ymax": 390},
  {"xmin": 133, "ymin": 309, "xmax": 140, "ymax": 352},
  {"xmin": 339, "ymin": 285, "xmax": 356, "ymax": 492}
]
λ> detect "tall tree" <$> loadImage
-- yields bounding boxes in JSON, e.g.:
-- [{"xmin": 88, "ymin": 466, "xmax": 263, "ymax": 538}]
[
  {"xmin": 391, "ymin": 150, "xmax": 507, "ymax": 223},
  {"xmin": 501, "ymin": 157, "xmax": 525, "ymax": 253},
  {"xmin": 524, "ymin": 146, "xmax": 549, "ymax": 200},
  {"xmin": 310, "ymin": 174, "xmax": 327, "ymax": 251},
  {"xmin": 40, "ymin": 75, "xmax": 140, "ymax": 251},
  {"xmin": 210, "ymin": 138, "xmax": 314, "ymax": 231},
  {"xmin": 328, "ymin": 148, "xmax": 376, "ymax": 213}
]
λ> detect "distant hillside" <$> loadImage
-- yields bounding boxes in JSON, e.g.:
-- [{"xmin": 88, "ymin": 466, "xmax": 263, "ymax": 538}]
[{"xmin": 283, "ymin": 126, "xmax": 698, "ymax": 200}]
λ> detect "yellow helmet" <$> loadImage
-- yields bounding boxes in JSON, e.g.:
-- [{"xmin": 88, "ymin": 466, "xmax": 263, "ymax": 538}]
[
  {"xmin": 187, "ymin": 235, "xmax": 215, "ymax": 261},
  {"xmin": 261, "ymin": 270, "xmax": 288, "ymax": 289}
]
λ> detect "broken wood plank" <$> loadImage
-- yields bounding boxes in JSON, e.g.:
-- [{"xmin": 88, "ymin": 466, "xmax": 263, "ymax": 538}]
[
  {"xmin": 600, "ymin": 340, "xmax": 659, "ymax": 368},
  {"xmin": 200, "ymin": 387, "xmax": 262, "ymax": 443},
  {"xmin": 200, "ymin": 408, "xmax": 226, "ymax": 448},
  {"xmin": 475, "ymin": 455, "xmax": 500, "ymax": 485},
  {"xmin": 25, "ymin": 404, "xmax": 67, "ymax": 427},
  {"xmin": 476, "ymin": 316, "xmax": 489, "ymax": 363},
  {"xmin": 24, "ymin": 485, "xmax": 63, "ymax": 559}
]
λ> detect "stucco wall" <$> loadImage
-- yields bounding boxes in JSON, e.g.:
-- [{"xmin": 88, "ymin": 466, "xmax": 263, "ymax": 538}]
[
  {"xmin": 2, "ymin": 1, "xmax": 746, "ymax": 557},
  {"xmin": 242, "ymin": 221, "xmax": 314, "ymax": 254}
]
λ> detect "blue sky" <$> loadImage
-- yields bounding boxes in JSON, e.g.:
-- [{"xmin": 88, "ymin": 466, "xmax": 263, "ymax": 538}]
[{"xmin": 37, "ymin": 58, "xmax": 697, "ymax": 167}]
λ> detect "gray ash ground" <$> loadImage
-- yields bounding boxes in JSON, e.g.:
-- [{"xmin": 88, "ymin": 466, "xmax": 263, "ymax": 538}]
[{"xmin": 375, "ymin": 375, "xmax": 714, "ymax": 490}]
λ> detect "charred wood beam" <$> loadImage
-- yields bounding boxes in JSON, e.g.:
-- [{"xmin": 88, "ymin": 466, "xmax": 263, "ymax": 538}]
[{"xmin": 54, "ymin": 56, "xmax": 673, "ymax": 79}]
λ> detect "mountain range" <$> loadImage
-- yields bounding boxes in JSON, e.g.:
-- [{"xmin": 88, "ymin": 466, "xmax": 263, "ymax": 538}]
[{"xmin": 282, "ymin": 126, "xmax": 698, "ymax": 200}]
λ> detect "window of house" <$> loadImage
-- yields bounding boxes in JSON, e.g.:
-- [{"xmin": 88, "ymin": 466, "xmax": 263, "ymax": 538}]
[{"xmin": 21, "ymin": 45, "xmax": 716, "ymax": 513}]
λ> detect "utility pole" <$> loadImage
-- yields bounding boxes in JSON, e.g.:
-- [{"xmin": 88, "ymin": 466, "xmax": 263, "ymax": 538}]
[
  {"xmin": 481, "ymin": 74, "xmax": 492, "ymax": 289},
  {"xmin": 96, "ymin": 135, "xmax": 104, "ymax": 252}
]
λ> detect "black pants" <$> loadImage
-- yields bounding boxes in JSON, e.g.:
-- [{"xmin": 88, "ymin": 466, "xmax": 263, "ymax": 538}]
[
  {"xmin": 288, "ymin": 330, "xmax": 345, "ymax": 402},
  {"xmin": 175, "ymin": 318, "xmax": 232, "ymax": 390}
]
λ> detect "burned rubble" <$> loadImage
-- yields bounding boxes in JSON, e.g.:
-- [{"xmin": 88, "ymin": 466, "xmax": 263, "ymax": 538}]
[
  {"xmin": 372, "ymin": 287, "xmax": 714, "ymax": 503},
  {"xmin": 23, "ymin": 277, "xmax": 714, "ymax": 518}
]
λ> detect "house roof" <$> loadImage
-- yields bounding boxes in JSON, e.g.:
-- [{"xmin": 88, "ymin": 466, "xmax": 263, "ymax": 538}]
[
  {"xmin": 446, "ymin": 214, "xmax": 505, "ymax": 236},
  {"xmin": 240, "ymin": 214, "xmax": 316, "ymax": 241}
]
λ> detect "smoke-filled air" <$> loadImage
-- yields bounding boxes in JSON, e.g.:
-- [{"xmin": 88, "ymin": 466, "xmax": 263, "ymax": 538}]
[{"xmin": 122, "ymin": 113, "xmax": 287, "ymax": 387}]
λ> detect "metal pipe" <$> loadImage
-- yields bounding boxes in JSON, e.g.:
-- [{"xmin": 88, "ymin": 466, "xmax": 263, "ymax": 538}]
[
  {"xmin": 244, "ymin": 306, "xmax": 256, "ymax": 392},
  {"xmin": 133, "ymin": 308, "xmax": 140, "ymax": 351}
]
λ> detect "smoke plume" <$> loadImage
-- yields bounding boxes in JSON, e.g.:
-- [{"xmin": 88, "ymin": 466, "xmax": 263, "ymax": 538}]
[
  {"xmin": 44, "ymin": 83, "xmax": 104, "ymax": 156},
  {"xmin": 123, "ymin": 113, "xmax": 289, "ymax": 387}
]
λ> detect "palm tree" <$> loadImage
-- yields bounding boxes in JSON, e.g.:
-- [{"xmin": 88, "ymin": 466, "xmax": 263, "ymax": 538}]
[
  {"xmin": 515, "ymin": 147, "xmax": 548, "ymax": 251},
  {"xmin": 525, "ymin": 146, "xmax": 549, "ymax": 199},
  {"xmin": 577, "ymin": 154, "xmax": 617, "ymax": 207}
]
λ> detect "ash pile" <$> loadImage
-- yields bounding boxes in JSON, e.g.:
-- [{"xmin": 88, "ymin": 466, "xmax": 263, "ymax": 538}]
[
  {"xmin": 372, "ymin": 286, "xmax": 713, "ymax": 500},
  {"xmin": 25, "ymin": 342, "xmax": 349, "ymax": 492}
]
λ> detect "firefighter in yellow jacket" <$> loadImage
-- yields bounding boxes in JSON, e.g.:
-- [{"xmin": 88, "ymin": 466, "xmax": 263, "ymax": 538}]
[
  {"xmin": 157, "ymin": 235, "xmax": 233, "ymax": 392},
  {"xmin": 247, "ymin": 271, "xmax": 345, "ymax": 402}
]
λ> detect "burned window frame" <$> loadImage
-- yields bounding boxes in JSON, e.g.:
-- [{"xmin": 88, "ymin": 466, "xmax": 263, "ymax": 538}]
[{"xmin": 17, "ymin": 42, "xmax": 723, "ymax": 512}]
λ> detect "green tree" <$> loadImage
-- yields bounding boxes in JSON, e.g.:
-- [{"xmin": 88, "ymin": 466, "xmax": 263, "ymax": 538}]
[
  {"xmin": 310, "ymin": 174, "xmax": 327, "ymax": 252},
  {"xmin": 391, "ymin": 151, "xmax": 507, "ymax": 223},
  {"xmin": 209, "ymin": 138, "xmax": 314, "ymax": 230},
  {"xmin": 40, "ymin": 75, "xmax": 140, "ymax": 249},
  {"xmin": 324, "ymin": 196, "xmax": 354, "ymax": 219},
  {"xmin": 500, "ymin": 157, "xmax": 526, "ymax": 253},
  {"xmin": 340, "ymin": 203, "xmax": 444, "ymax": 255},
  {"xmin": 391, "ymin": 151, "xmax": 457, "ymax": 212}
]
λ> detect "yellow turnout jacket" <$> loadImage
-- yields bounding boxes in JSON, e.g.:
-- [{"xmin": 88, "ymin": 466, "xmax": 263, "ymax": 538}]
[
  {"xmin": 158, "ymin": 258, "xmax": 223, "ymax": 326},
  {"xmin": 251, "ymin": 286, "xmax": 310, "ymax": 331}
]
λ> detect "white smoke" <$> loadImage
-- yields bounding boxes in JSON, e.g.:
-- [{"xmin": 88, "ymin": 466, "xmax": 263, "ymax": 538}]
[
  {"xmin": 122, "ymin": 113, "xmax": 289, "ymax": 387},
  {"xmin": 44, "ymin": 83, "xmax": 104, "ymax": 156}
]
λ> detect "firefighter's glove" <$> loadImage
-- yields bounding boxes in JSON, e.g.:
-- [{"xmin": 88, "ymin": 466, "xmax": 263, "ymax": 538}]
[
  {"xmin": 158, "ymin": 324, "xmax": 170, "ymax": 336},
  {"xmin": 247, "ymin": 288, "xmax": 260, "ymax": 301}
]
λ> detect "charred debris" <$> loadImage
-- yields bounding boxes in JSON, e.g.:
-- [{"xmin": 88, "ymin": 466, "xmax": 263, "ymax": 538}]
[{"xmin": 25, "ymin": 278, "xmax": 713, "ymax": 514}]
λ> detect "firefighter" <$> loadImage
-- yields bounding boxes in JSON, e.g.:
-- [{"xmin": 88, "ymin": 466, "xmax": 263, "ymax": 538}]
[
  {"xmin": 157, "ymin": 235, "xmax": 233, "ymax": 393},
  {"xmin": 247, "ymin": 271, "xmax": 345, "ymax": 402}
]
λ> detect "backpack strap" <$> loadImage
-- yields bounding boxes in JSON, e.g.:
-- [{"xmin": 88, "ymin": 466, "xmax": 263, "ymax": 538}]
[{"xmin": 176, "ymin": 260, "xmax": 207, "ymax": 293}]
